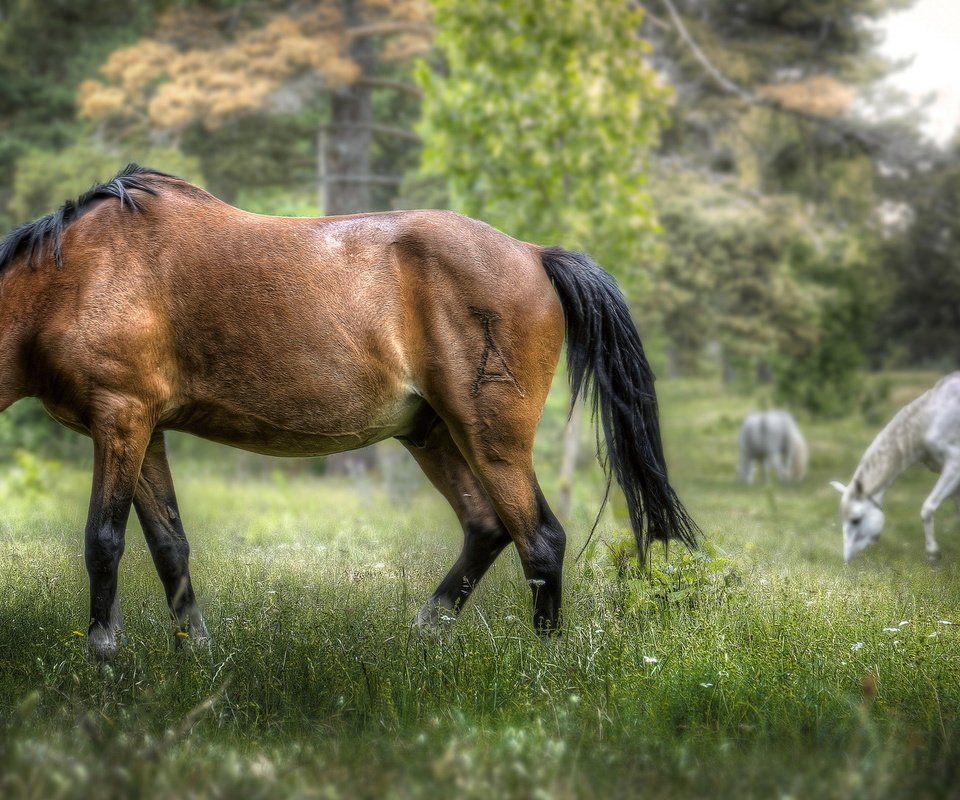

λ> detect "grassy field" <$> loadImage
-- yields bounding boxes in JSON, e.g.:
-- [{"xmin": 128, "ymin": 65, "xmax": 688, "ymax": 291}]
[{"xmin": 2, "ymin": 373, "xmax": 960, "ymax": 798}]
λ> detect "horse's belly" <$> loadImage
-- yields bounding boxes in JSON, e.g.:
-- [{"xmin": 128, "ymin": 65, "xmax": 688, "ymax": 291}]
[{"xmin": 164, "ymin": 392, "xmax": 425, "ymax": 457}]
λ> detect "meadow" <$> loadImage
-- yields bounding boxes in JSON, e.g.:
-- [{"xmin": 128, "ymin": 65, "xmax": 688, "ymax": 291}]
[{"xmin": 2, "ymin": 372, "xmax": 960, "ymax": 799}]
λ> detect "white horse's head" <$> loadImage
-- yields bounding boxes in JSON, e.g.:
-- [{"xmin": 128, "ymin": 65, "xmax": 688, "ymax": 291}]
[{"xmin": 830, "ymin": 480, "xmax": 885, "ymax": 562}]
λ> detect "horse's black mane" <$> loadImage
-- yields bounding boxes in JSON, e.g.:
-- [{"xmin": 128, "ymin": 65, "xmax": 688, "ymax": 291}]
[{"xmin": 0, "ymin": 163, "xmax": 174, "ymax": 272}]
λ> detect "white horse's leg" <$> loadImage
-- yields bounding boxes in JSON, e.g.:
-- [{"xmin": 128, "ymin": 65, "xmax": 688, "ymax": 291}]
[
  {"xmin": 770, "ymin": 449, "xmax": 788, "ymax": 483},
  {"xmin": 737, "ymin": 430, "xmax": 752, "ymax": 483},
  {"xmin": 920, "ymin": 460, "xmax": 960, "ymax": 562}
]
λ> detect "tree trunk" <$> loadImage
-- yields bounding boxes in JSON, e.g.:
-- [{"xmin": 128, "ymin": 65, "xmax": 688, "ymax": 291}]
[
  {"xmin": 323, "ymin": 0, "xmax": 374, "ymax": 216},
  {"xmin": 556, "ymin": 399, "xmax": 585, "ymax": 521},
  {"xmin": 322, "ymin": 0, "xmax": 378, "ymax": 477},
  {"xmin": 665, "ymin": 344, "xmax": 680, "ymax": 379}
]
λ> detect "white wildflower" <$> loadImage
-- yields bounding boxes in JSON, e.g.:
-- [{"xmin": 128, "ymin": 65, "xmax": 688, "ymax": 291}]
[
  {"xmin": 851, "ymin": 642, "xmax": 865, "ymax": 652},
  {"xmin": 643, "ymin": 656, "xmax": 659, "ymax": 665}
]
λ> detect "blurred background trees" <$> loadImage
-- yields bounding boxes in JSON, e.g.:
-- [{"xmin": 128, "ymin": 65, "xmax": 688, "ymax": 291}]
[
  {"xmin": 641, "ymin": 0, "xmax": 925, "ymax": 414},
  {"xmin": 417, "ymin": 0, "xmax": 668, "ymax": 281},
  {"xmin": 0, "ymin": 0, "xmax": 955, "ymax": 458}
]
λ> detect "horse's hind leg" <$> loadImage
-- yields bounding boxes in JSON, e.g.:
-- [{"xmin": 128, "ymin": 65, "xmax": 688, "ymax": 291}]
[
  {"xmin": 133, "ymin": 432, "xmax": 209, "ymax": 646},
  {"xmin": 771, "ymin": 449, "xmax": 789, "ymax": 483},
  {"xmin": 441, "ymin": 413, "xmax": 566, "ymax": 636},
  {"xmin": 84, "ymin": 405, "xmax": 154, "ymax": 659},
  {"xmin": 401, "ymin": 422, "xmax": 512, "ymax": 626}
]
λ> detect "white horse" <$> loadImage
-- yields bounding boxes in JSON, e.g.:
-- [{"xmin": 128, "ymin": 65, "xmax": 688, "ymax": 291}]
[
  {"xmin": 738, "ymin": 409, "xmax": 808, "ymax": 484},
  {"xmin": 831, "ymin": 372, "xmax": 960, "ymax": 563}
]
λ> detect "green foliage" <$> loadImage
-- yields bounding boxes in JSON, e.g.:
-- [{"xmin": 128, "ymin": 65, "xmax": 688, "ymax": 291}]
[
  {"xmin": 880, "ymin": 147, "xmax": 960, "ymax": 364},
  {"xmin": 647, "ymin": 0, "xmax": 919, "ymax": 387},
  {"xmin": 179, "ymin": 112, "xmax": 322, "ymax": 206},
  {"xmin": 0, "ymin": 0, "xmax": 162, "ymax": 229},
  {"xmin": 770, "ymin": 227, "xmax": 888, "ymax": 417},
  {"xmin": 648, "ymin": 176, "xmax": 822, "ymax": 374},
  {"xmin": 670, "ymin": 0, "xmax": 913, "ymax": 83},
  {"xmin": 416, "ymin": 0, "xmax": 670, "ymax": 286},
  {"xmin": 0, "ymin": 400, "xmax": 76, "ymax": 459},
  {"xmin": 7, "ymin": 143, "xmax": 202, "ymax": 224},
  {"xmin": 771, "ymin": 315, "xmax": 865, "ymax": 419},
  {"xmin": 648, "ymin": 167, "xmax": 889, "ymax": 418},
  {"xmin": 0, "ymin": 449, "xmax": 61, "ymax": 498},
  {"xmin": 656, "ymin": 0, "xmax": 915, "ymax": 204}
]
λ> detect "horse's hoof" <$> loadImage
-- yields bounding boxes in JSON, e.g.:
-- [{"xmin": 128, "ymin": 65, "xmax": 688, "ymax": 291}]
[
  {"xmin": 927, "ymin": 550, "xmax": 942, "ymax": 565},
  {"xmin": 534, "ymin": 618, "xmax": 563, "ymax": 641},
  {"xmin": 86, "ymin": 627, "xmax": 119, "ymax": 661},
  {"xmin": 413, "ymin": 603, "xmax": 455, "ymax": 632},
  {"xmin": 174, "ymin": 630, "xmax": 213, "ymax": 653}
]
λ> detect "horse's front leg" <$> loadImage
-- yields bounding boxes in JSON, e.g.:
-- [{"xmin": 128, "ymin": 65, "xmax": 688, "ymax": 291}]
[
  {"xmin": 134, "ymin": 432, "xmax": 208, "ymax": 648},
  {"xmin": 85, "ymin": 406, "xmax": 153, "ymax": 659},
  {"xmin": 920, "ymin": 460, "xmax": 960, "ymax": 563}
]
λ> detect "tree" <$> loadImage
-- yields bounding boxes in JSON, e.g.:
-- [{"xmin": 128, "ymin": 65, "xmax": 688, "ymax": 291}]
[
  {"xmin": 0, "ymin": 0, "xmax": 162, "ymax": 230},
  {"xmin": 879, "ymin": 142, "xmax": 960, "ymax": 365},
  {"xmin": 417, "ymin": 0, "xmax": 669, "ymax": 276},
  {"xmin": 645, "ymin": 173, "xmax": 824, "ymax": 380},
  {"xmin": 647, "ymin": 0, "xmax": 918, "ymax": 197},
  {"xmin": 78, "ymin": 0, "xmax": 431, "ymax": 214},
  {"xmin": 640, "ymin": 0, "xmax": 922, "ymax": 414}
]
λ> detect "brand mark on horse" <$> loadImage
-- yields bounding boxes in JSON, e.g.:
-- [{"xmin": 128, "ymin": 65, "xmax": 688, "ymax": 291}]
[{"xmin": 469, "ymin": 306, "xmax": 525, "ymax": 398}]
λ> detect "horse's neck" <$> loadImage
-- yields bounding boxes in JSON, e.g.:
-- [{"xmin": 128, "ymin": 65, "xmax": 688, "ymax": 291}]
[{"xmin": 854, "ymin": 393, "xmax": 932, "ymax": 496}]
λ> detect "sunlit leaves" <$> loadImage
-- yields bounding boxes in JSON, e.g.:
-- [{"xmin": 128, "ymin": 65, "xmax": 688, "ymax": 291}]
[{"xmin": 417, "ymin": 0, "xmax": 669, "ymax": 285}]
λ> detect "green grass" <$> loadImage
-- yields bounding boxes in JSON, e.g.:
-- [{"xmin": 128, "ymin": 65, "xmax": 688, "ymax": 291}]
[{"xmin": 3, "ymin": 374, "xmax": 960, "ymax": 798}]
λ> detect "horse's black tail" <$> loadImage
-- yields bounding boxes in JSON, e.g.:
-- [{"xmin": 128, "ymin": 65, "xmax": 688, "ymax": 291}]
[{"xmin": 539, "ymin": 246, "xmax": 699, "ymax": 559}]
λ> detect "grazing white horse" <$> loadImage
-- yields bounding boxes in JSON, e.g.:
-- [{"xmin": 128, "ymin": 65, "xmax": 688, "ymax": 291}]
[
  {"xmin": 738, "ymin": 409, "xmax": 808, "ymax": 484},
  {"xmin": 831, "ymin": 372, "xmax": 960, "ymax": 563}
]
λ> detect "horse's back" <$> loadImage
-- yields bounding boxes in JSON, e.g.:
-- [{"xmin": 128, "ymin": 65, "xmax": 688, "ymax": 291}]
[{"xmin": 740, "ymin": 409, "xmax": 797, "ymax": 455}]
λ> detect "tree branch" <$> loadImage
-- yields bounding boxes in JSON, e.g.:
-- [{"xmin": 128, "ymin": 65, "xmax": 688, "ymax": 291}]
[
  {"xmin": 325, "ymin": 122, "xmax": 421, "ymax": 142},
  {"xmin": 660, "ymin": 0, "xmax": 759, "ymax": 106},
  {"xmin": 346, "ymin": 22, "xmax": 432, "ymax": 41},
  {"xmin": 355, "ymin": 77, "xmax": 423, "ymax": 98},
  {"xmin": 657, "ymin": 0, "xmax": 897, "ymax": 158}
]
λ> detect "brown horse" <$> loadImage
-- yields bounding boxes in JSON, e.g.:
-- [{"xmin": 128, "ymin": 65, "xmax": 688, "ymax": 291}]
[{"xmin": 0, "ymin": 165, "xmax": 696, "ymax": 659}]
